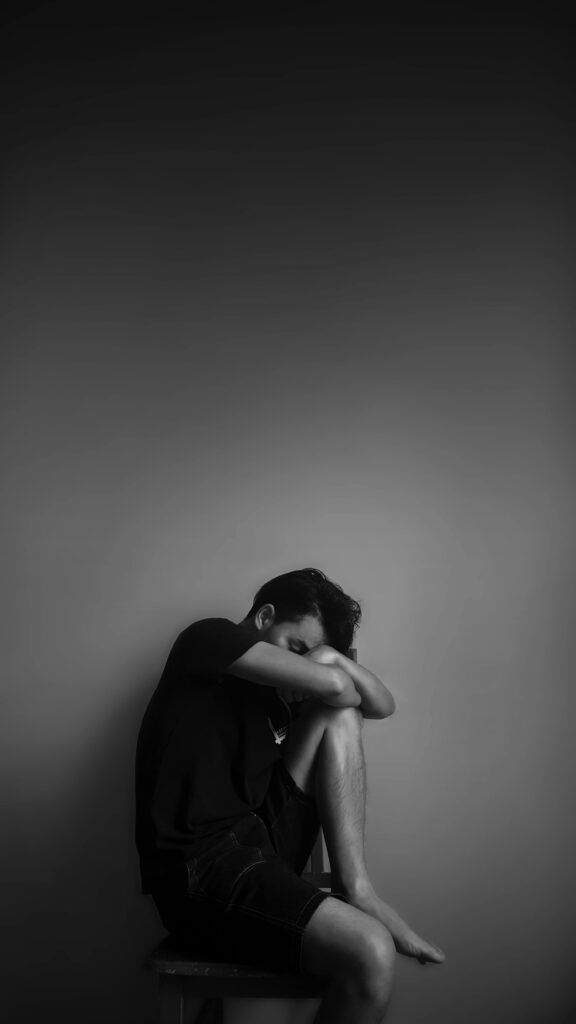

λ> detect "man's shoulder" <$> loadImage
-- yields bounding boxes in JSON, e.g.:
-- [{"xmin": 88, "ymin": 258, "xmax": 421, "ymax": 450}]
[
  {"xmin": 173, "ymin": 616, "xmax": 255, "ymax": 658},
  {"xmin": 176, "ymin": 617, "xmax": 236, "ymax": 641}
]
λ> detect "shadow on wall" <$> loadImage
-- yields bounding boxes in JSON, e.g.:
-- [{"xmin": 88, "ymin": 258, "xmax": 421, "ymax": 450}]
[{"xmin": 3, "ymin": 676, "xmax": 165, "ymax": 1024}]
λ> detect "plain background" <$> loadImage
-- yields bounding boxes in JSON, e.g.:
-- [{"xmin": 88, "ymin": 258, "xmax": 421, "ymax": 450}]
[{"xmin": 2, "ymin": 8, "xmax": 575, "ymax": 1023}]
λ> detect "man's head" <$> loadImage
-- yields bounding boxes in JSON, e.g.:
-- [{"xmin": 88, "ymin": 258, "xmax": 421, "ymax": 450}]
[{"xmin": 241, "ymin": 568, "xmax": 361, "ymax": 655}]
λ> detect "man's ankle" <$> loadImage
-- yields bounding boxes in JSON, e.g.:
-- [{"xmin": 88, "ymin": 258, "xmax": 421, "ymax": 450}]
[{"xmin": 331, "ymin": 875, "xmax": 374, "ymax": 904}]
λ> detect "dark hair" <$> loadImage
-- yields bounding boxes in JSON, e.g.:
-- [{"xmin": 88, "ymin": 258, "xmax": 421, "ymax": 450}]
[{"xmin": 245, "ymin": 568, "xmax": 361, "ymax": 654}]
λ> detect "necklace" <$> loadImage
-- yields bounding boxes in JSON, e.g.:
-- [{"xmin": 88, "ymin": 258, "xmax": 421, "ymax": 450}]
[
  {"xmin": 268, "ymin": 691, "xmax": 291, "ymax": 744},
  {"xmin": 267, "ymin": 716, "xmax": 288, "ymax": 745}
]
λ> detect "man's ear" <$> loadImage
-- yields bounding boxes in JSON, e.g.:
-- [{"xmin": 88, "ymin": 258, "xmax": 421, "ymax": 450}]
[{"xmin": 255, "ymin": 603, "xmax": 276, "ymax": 631}]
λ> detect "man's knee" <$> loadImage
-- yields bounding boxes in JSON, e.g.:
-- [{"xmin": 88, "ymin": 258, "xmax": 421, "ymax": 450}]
[
  {"xmin": 354, "ymin": 926, "xmax": 395, "ymax": 1004},
  {"xmin": 324, "ymin": 704, "xmax": 364, "ymax": 733},
  {"xmin": 302, "ymin": 898, "xmax": 394, "ymax": 1001}
]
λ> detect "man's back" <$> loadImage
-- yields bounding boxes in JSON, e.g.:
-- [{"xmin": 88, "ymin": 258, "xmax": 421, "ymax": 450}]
[{"xmin": 135, "ymin": 616, "xmax": 291, "ymax": 893}]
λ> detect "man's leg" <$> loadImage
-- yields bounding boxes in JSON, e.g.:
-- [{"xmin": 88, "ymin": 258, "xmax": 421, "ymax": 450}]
[
  {"xmin": 282, "ymin": 702, "xmax": 445, "ymax": 965},
  {"xmin": 298, "ymin": 897, "xmax": 396, "ymax": 1024}
]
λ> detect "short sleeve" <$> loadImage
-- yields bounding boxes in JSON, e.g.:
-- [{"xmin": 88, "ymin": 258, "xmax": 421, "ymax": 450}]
[{"xmin": 170, "ymin": 618, "xmax": 259, "ymax": 678}]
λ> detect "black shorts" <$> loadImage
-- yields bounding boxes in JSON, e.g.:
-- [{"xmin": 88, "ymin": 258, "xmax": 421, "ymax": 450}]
[{"xmin": 152, "ymin": 759, "xmax": 344, "ymax": 975}]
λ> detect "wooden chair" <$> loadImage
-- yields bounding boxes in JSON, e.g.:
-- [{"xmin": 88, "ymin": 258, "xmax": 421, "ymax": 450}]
[{"xmin": 147, "ymin": 650, "xmax": 357, "ymax": 1024}]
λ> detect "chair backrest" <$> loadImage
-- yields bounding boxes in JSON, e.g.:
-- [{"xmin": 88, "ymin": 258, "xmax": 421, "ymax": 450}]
[{"xmin": 302, "ymin": 646, "xmax": 356, "ymax": 888}]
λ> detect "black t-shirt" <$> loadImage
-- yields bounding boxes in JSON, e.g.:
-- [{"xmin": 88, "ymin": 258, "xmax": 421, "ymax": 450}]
[{"xmin": 135, "ymin": 617, "xmax": 292, "ymax": 893}]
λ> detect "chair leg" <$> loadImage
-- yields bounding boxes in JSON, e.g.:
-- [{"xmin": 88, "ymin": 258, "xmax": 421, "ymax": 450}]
[
  {"xmin": 158, "ymin": 975, "xmax": 183, "ymax": 1024},
  {"xmin": 223, "ymin": 999, "xmax": 320, "ymax": 1024},
  {"xmin": 196, "ymin": 998, "xmax": 224, "ymax": 1024},
  {"xmin": 158, "ymin": 975, "xmax": 210, "ymax": 1024}
]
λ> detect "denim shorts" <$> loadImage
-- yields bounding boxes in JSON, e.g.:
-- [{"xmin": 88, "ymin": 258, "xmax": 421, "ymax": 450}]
[{"xmin": 152, "ymin": 759, "xmax": 343, "ymax": 975}]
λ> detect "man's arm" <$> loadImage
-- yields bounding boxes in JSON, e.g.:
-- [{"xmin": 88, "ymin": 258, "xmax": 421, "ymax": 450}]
[
  {"xmin": 306, "ymin": 646, "xmax": 396, "ymax": 720},
  {"xmin": 227, "ymin": 642, "xmax": 361, "ymax": 708}
]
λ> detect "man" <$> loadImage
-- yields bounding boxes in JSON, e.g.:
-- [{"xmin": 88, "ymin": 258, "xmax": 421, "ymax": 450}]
[{"xmin": 136, "ymin": 568, "xmax": 445, "ymax": 1023}]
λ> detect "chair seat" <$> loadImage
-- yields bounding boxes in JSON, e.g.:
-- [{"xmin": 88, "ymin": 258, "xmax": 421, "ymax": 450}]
[{"xmin": 148, "ymin": 937, "xmax": 330, "ymax": 998}]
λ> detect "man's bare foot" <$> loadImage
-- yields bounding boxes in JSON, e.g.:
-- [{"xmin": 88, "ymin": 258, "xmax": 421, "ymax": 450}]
[{"xmin": 335, "ymin": 884, "xmax": 446, "ymax": 965}]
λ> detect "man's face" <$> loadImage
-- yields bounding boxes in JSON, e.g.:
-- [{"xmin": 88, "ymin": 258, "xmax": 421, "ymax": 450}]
[{"xmin": 260, "ymin": 611, "xmax": 327, "ymax": 655}]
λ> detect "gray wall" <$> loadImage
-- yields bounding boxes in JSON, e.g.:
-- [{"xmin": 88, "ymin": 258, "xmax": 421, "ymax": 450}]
[{"xmin": 2, "ymin": 12, "xmax": 574, "ymax": 1023}]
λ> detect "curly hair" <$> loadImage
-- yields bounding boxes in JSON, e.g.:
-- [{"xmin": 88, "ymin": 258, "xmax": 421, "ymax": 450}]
[{"xmin": 245, "ymin": 567, "xmax": 361, "ymax": 654}]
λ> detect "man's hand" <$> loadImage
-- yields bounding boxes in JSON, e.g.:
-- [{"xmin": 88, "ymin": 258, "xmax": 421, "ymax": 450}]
[
  {"xmin": 277, "ymin": 645, "xmax": 356, "ymax": 708},
  {"xmin": 276, "ymin": 687, "xmax": 307, "ymax": 705},
  {"xmin": 308, "ymin": 644, "xmax": 396, "ymax": 719},
  {"xmin": 303, "ymin": 644, "xmax": 361, "ymax": 708},
  {"xmin": 277, "ymin": 646, "xmax": 338, "ymax": 703},
  {"xmin": 304, "ymin": 644, "xmax": 340, "ymax": 666}
]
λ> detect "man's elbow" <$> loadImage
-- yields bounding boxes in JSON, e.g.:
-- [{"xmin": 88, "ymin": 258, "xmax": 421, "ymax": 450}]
[
  {"xmin": 328, "ymin": 666, "xmax": 354, "ymax": 696},
  {"xmin": 366, "ymin": 693, "xmax": 396, "ymax": 720},
  {"xmin": 382, "ymin": 695, "xmax": 396, "ymax": 718}
]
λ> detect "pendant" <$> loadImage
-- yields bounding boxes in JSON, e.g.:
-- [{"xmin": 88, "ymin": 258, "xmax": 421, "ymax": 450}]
[{"xmin": 267, "ymin": 715, "xmax": 287, "ymax": 745}]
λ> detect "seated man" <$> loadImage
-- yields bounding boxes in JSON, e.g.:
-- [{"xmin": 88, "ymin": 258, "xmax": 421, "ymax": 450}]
[{"xmin": 135, "ymin": 568, "xmax": 445, "ymax": 1023}]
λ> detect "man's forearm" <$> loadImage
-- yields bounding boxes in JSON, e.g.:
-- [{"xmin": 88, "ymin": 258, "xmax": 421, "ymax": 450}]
[
  {"xmin": 303, "ymin": 644, "xmax": 394, "ymax": 718},
  {"xmin": 332, "ymin": 652, "xmax": 396, "ymax": 719}
]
